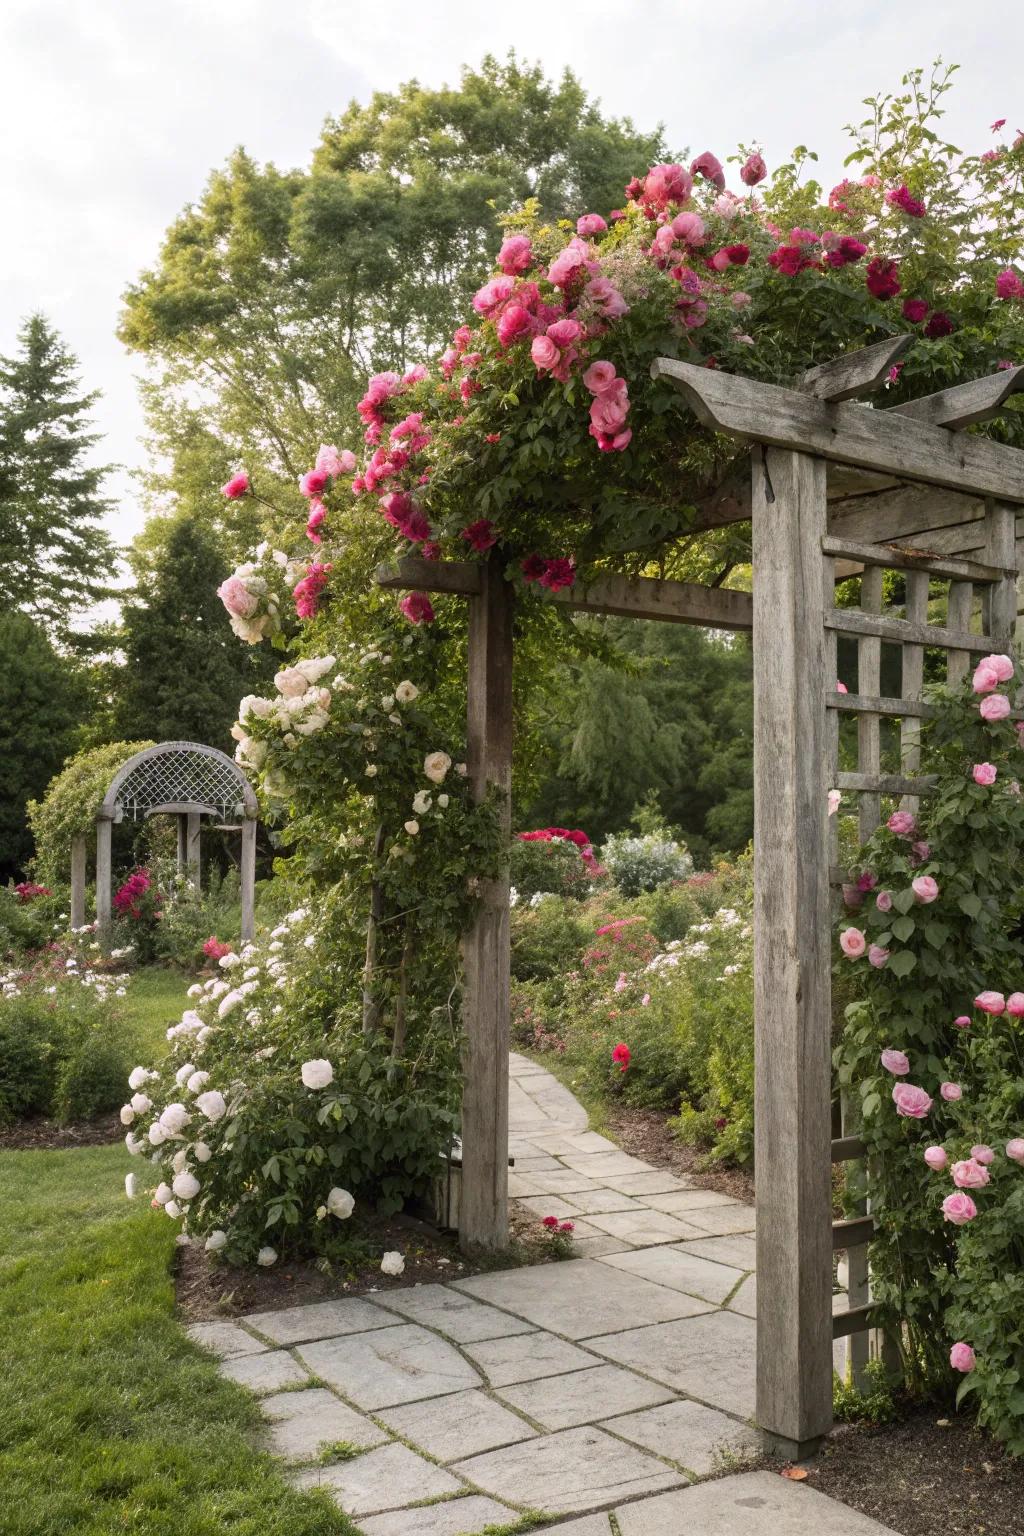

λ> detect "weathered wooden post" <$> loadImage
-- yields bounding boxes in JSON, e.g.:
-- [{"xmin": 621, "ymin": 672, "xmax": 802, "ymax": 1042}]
[
  {"xmin": 185, "ymin": 811, "xmax": 202, "ymax": 893},
  {"xmin": 95, "ymin": 816, "xmax": 112, "ymax": 941},
  {"xmin": 460, "ymin": 557, "xmax": 514, "ymax": 1252},
  {"xmin": 240, "ymin": 816, "xmax": 257, "ymax": 942},
  {"xmin": 70, "ymin": 834, "xmax": 87, "ymax": 929}
]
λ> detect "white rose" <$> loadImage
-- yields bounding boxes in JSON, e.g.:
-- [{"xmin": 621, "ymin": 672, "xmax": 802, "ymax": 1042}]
[
  {"xmin": 125, "ymin": 1174, "xmax": 137, "ymax": 1198},
  {"xmin": 159, "ymin": 1103, "xmax": 191, "ymax": 1135},
  {"xmin": 296, "ymin": 654, "xmax": 335, "ymax": 683},
  {"xmin": 186, "ymin": 984, "xmax": 202, "ymax": 998},
  {"xmin": 230, "ymin": 722, "xmax": 247, "ymax": 743},
  {"xmin": 423, "ymin": 751, "xmax": 452, "ymax": 785},
  {"xmin": 404, "ymin": 820, "xmax": 420, "ymax": 836},
  {"xmin": 125, "ymin": 1132, "xmax": 143, "ymax": 1156},
  {"xmin": 438, "ymin": 794, "xmax": 449, "ymax": 808},
  {"xmin": 301, "ymin": 1059, "xmax": 333, "ymax": 1090},
  {"xmin": 171, "ymin": 1148, "xmax": 188, "ymax": 1174},
  {"xmin": 239, "ymin": 693, "xmax": 274, "ymax": 719},
  {"xmin": 327, "ymin": 1187, "xmax": 355, "ymax": 1220},
  {"xmin": 148, "ymin": 1122, "xmax": 168, "ymax": 1146},
  {"xmin": 412, "ymin": 791, "xmax": 432, "ymax": 815},
  {"xmin": 130, "ymin": 1092, "xmax": 151, "ymax": 1115},
  {"xmin": 175, "ymin": 1061, "xmax": 197, "ymax": 1085},
  {"xmin": 275, "ymin": 666, "xmax": 308, "ymax": 698},
  {"xmin": 196, "ymin": 1090, "xmax": 227, "ymax": 1122},
  {"xmin": 218, "ymin": 990, "xmax": 243, "ymax": 1019},
  {"xmin": 128, "ymin": 1067, "xmax": 150, "ymax": 1091},
  {"xmin": 455, "ymin": 762, "xmax": 467, "ymax": 776},
  {"xmin": 186, "ymin": 1071, "xmax": 210, "ymax": 1095},
  {"xmin": 395, "ymin": 680, "xmax": 419, "ymax": 704},
  {"xmin": 194, "ymin": 1141, "xmax": 213, "ymax": 1163},
  {"xmin": 205, "ymin": 1230, "xmax": 228, "ymax": 1252},
  {"xmin": 164, "ymin": 1200, "xmax": 181, "ymax": 1219},
  {"xmin": 257, "ymin": 1246, "xmax": 277, "ymax": 1267},
  {"xmin": 153, "ymin": 1182, "xmax": 172, "ymax": 1206},
  {"xmin": 381, "ymin": 695, "xmax": 395, "ymax": 711},
  {"xmin": 380, "ymin": 1251, "xmax": 405, "ymax": 1277},
  {"xmin": 365, "ymin": 764, "xmax": 378, "ymax": 778},
  {"xmin": 172, "ymin": 1171, "xmax": 200, "ymax": 1201},
  {"xmin": 120, "ymin": 1105, "xmax": 135, "ymax": 1125},
  {"xmin": 218, "ymin": 952, "xmax": 241, "ymax": 970}
]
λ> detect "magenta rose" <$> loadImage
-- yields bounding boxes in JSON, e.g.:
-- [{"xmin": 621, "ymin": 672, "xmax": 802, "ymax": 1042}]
[
  {"xmin": 912, "ymin": 875, "xmax": 939, "ymax": 904},
  {"xmin": 497, "ymin": 234, "xmax": 533, "ymax": 275},
  {"xmin": 880, "ymin": 1048, "xmax": 910, "ymax": 1076},
  {"xmin": 546, "ymin": 318, "xmax": 582, "ymax": 348},
  {"xmin": 942, "ymin": 1191, "xmax": 977, "ymax": 1225},
  {"xmin": 839, "ymin": 927, "xmax": 867, "ymax": 959},
  {"xmin": 892, "ymin": 1082, "xmax": 932, "ymax": 1119},
  {"xmin": 924, "ymin": 1146, "xmax": 948, "ymax": 1170},
  {"xmin": 221, "ymin": 472, "xmax": 250, "ymax": 499},
  {"xmin": 950, "ymin": 1342, "xmax": 976, "ymax": 1372},
  {"xmin": 951, "ymin": 1158, "xmax": 989, "ymax": 1189},
  {"xmin": 975, "ymin": 990, "xmax": 1006, "ymax": 1015},
  {"xmin": 740, "ymin": 152, "xmax": 767, "ymax": 186}
]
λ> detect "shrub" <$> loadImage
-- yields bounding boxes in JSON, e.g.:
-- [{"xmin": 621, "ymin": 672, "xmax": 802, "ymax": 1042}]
[
  {"xmin": 510, "ymin": 835, "xmax": 597, "ymax": 901},
  {"xmin": 510, "ymin": 898, "xmax": 593, "ymax": 983},
  {"xmin": 153, "ymin": 866, "xmax": 243, "ymax": 970},
  {"xmin": 27, "ymin": 740, "xmax": 154, "ymax": 886},
  {"xmin": 600, "ymin": 831, "xmax": 693, "ymax": 897},
  {"xmin": 0, "ymin": 884, "xmax": 68, "ymax": 960}
]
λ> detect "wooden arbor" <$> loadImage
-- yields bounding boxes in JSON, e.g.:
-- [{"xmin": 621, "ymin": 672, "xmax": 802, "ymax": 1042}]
[
  {"xmin": 72, "ymin": 742, "xmax": 260, "ymax": 943},
  {"xmin": 378, "ymin": 338, "xmax": 1024, "ymax": 1457}
]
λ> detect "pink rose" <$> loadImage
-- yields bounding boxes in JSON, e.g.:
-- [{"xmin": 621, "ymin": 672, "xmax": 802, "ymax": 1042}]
[
  {"xmin": 912, "ymin": 875, "xmax": 939, "ymax": 904},
  {"xmin": 671, "ymin": 211, "xmax": 706, "ymax": 245},
  {"xmin": 924, "ymin": 1146, "xmax": 948, "ymax": 1170},
  {"xmin": 217, "ymin": 576, "xmax": 258, "ymax": 619},
  {"xmin": 1006, "ymin": 1138, "xmax": 1024, "ymax": 1163},
  {"xmin": 983, "ymin": 653, "xmax": 1014, "ymax": 683},
  {"xmin": 586, "ymin": 277, "xmax": 629, "ymax": 318},
  {"xmin": 839, "ymin": 927, "xmax": 867, "ymax": 959},
  {"xmin": 740, "ymin": 152, "xmax": 767, "ymax": 186},
  {"xmin": 940, "ymin": 1082, "xmax": 962, "ymax": 1102},
  {"xmin": 691, "ymin": 151, "xmax": 726, "ymax": 189},
  {"xmin": 951, "ymin": 1158, "xmax": 989, "ymax": 1189},
  {"xmin": 298, "ymin": 468, "xmax": 329, "ymax": 498},
  {"xmin": 548, "ymin": 243, "xmax": 591, "ymax": 289},
  {"xmin": 973, "ymin": 662, "xmax": 999, "ymax": 694},
  {"xmin": 472, "ymin": 275, "xmax": 515, "ymax": 315},
  {"xmin": 876, "ymin": 891, "xmax": 893, "ymax": 913},
  {"xmin": 954, "ymin": 1015, "xmax": 971, "ymax": 1030},
  {"xmin": 643, "ymin": 162, "xmax": 693, "ymax": 208},
  {"xmin": 942, "ymin": 1191, "xmax": 977, "ymax": 1224},
  {"xmin": 398, "ymin": 591, "xmax": 435, "ymax": 626},
  {"xmin": 892, "ymin": 1082, "xmax": 933, "ymax": 1119},
  {"xmin": 546, "ymin": 318, "xmax": 582, "ymax": 348},
  {"xmin": 221, "ymin": 472, "xmax": 250, "ymax": 499},
  {"xmin": 582, "ymin": 360, "xmax": 618, "ymax": 395},
  {"xmin": 869, "ymin": 945, "xmax": 890, "ymax": 968},
  {"xmin": 497, "ymin": 234, "xmax": 533, "ymax": 275},
  {"xmin": 880, "ymin": 1048, "xmax": 910, "ymax": 1076},
  {"xmin": 1007, "ymin": 993, "xmax": 1024, "ymax": 1017},
  {"xmin": 979, "ymin": 695, "xmax": 1011, "ymax": 723},
  {"xmin": 496, "ymin": 303, "xmax": 533, "ymax": 348},
  {"xmin": 975, "ymin": 991, "xmax": 1006, "ymax": 1015},
  {"xmin": 315, "ymin": 444, "xmax": 356, "ymax": 476},
  {"xmin": 576, "ymin": 214, "xmax": 608, "ymax": 236},
  {"xmin": 531, "ymin": 335, "xmax": 561, "ymax": 372},
  {"xmin": 971, "ymin": 1144, "xmax": 995, "ymax": 1165},
  {"xmin": 950, "ymin": 1343, "xmax": 976, "ymax": 1372},
  {"xmin": 590, "ymin": 390, "xmax": 629, "ymax": 436},
  {"xmin": 887, "ymin": 811, "xmax": 916, "ymax": 837}
]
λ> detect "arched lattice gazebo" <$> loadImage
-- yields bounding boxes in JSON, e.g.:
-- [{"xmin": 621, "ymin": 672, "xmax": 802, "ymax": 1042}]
[{"xmin": 71, "ymin": 742, "xmax": 259, "ymax": 942}]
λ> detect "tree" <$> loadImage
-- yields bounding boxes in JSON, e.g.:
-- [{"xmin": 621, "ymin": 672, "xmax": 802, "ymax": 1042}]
[
  {"xmin": 119, "ymin": 55, "xmax": 670, "ymax": 492},
  {"xmin": 114, "ymin": 515, "xmax": 273, "ymax": 749},
  {"xmin": 0, "ymin": 314, "xmax": 114, "ymax": 637},
  {"xmin": 0, "ymin": 613, "xmax": 87, "ymax": 880}
]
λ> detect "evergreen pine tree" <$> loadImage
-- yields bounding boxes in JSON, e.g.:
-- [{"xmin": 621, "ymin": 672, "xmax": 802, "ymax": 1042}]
[
  {"xmin": 0, "ymin": 314, "xmax": 115, "ymax": 635},
  {"xmin": 114, "ymin": 515, "xmax": 272, "ymax": 749}
]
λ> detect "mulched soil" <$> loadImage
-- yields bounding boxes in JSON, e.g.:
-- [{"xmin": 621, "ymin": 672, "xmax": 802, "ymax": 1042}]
[
  {"xmin": 603, "ymin": 1101, "xmax": 756, "ymax": 1205},
  {"xmin": 176, "ymin": 1204, "xmax": 558, "ymax": 1324},
  {"xmin": 0, "ymin": 1112, "xmax": 123, "ymax": 1150}
]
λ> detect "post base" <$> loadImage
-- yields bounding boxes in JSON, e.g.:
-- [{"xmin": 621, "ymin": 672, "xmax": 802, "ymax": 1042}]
[{"xmin": 763, "ymin": 1430, "xmax": 827, "ymax": 1463}]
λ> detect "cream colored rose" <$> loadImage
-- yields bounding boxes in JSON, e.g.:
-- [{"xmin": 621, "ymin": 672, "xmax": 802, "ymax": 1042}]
[{"xmin": 423, "ymin": 751, "xmax": 452, "ymax": 785}]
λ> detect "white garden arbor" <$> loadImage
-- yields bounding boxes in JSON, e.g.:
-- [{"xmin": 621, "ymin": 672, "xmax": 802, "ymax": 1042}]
[
  {"xmin": 70, "ymin": 742, "xmax": 259, "ymax": 942},
  {"xmin": 378, "ymin": 336, "xmax": 1024, "ymax": 1457}
]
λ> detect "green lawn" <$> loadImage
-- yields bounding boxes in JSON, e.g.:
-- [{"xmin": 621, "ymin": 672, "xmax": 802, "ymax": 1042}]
[
  {"xmin": 0, "ymin": 1144, "xmax": 357, "ymax": 1535},
  {"xmin": 124, "ymin": 966, "xmax": 195, "ymax": 1059}
]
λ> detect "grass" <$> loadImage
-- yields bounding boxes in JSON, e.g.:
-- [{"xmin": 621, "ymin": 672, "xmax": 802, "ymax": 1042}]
[
  {"xmin": 124, "ymin": 966, "xmax": 195, "ymax": 1059},
  {"xmin": 0, "ymin": 1143, "xmax": 358, "ymax": 1535}
]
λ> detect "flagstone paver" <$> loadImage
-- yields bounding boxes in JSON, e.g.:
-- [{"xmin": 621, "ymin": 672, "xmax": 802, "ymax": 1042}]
[
  {"xmin": 495, "ymin": 1363, "xmax": 675, "ymax": 1429},
  {"xmin": 262, "ymin": 1387, "xmax": 388, "ymax": 1459},
  {"xmin": 452, "ymin": 1425, "xmax": 686, "ymax": 1514},
  {"xmin": 294, "ymin": 1442, "xmax": 462, "ymax": 1516},
  {"xmin": 212, "ymin": 1056, "xmax": 897, "ymax": 1536},
  {"xmin": 356, "ymin": 1496, "xmax": 521, "ymax": 1536},
  {"xmin": 296, "ymin": 1323, "xmax": 481, "ymax": 1409}
]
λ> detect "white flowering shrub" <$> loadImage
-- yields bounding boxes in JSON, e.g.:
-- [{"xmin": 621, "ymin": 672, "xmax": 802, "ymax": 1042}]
[{"xmin": 600, "ymin": 831, "xmax": 693, "ymax": 897}]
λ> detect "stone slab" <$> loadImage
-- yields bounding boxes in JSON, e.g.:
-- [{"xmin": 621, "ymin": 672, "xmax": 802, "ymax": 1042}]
[
  {"xmin": 517, "ymin": 1195, "xmax": 582, "ymax": 1219},
  {"xmin": 294, "ymin": 1441, "xmax": 462, "ymax": 1516},
  {"xmin": 586, "ymin": 1209, "xmax": 705, "ymax": 1248},
  {"xmin": 463, "ymin": 1330, "xmax": 600, "ymax": 1386},
  {"xmin": 220, "ymin": 1349, "xmax": 308, "ymax": 1394},
  {"xmin": 261, "ymin": 1387, "xmax": 388, "ymax": 1459},
  {"xmin": 564, "ymin": 1132, "xmax": 621, "ymax": 1154},
  {"xmin": 532, "ymin": 1520, "xmax": 611, "ymax": 1536},
  {"xmin": 296, "ymin": 1323, "xmax": 480, "ymax": 1409},
  {"xmin": 598, "ymin": 1245, "xmax": 746, "ymax": 1305},
  {"xmin": 677, "ymin": 1234, "xmax": 758, "ymax": 1270},
  {"xmin": 563, "ymin": 1188, "xmax": 644, "ymax": 1215},
  {"xmin": 377, "ymin": 1388, "xmax": 536, "ymax": 1461},
  {"xmin": 453, "ymin": 1425, "xmax": 685, "ymax": 1515},
  {"xmin": 241, "ymin": 1296, "xmax": 396, "ymax": 1345},
  {"xmin": 601, "ymin": 1397, "xmax": 762, "ymax": 1475},
  {"xmin": 572, "ymin": 1234, "xmax": 635, "ymax": 1259},
  {"xmin": 644, "ymin": 1189, "xmax": 742, "ymax": 1214},
  {"xmin": 513, "ymin": 1154, "xmax": 566, "ymax": 1172},
  {"xmin": 729, "ymin": 1273, "xmax": 757, "ymax": 1318},
  {"xmin": 496, "ymin": 1364, "xmax": 675, "ymax": 1430},
  {"xmin": 586, "ymin": 1311, "xmax": 756, "ymax": 1418},
  {"xmin": 186, "ymin": 1320, "xmax": 268, "ymax": 1359},
  {"xmin": 559, "ymin": 1152, "xmax": 654, "ymax": 1177},
  {"xmin": 681, "ymin": 1205, "xmax": 757, "ymax": 1236},
  {"xmin": 601, "ymin": 1171, "xmax": 689, "ymax": 1196},
  {"xmin": 456, "ymin": 1258, "xmax": 712, "ymax": 1341},
  {"xmin": 357, "ymin": 1496, "xmax": 521, "ymax": 1536},
  {"xmin": 373, "ymin": 1284, "xmax": 535, "ymax": 1343},
  {"xmin": 508, "ymin": 1170, "xmax": 603, "ymax": 1195},
  {"xmin": 614, "ymin": 1470, "xmax": 901, "ymax": 1534}
]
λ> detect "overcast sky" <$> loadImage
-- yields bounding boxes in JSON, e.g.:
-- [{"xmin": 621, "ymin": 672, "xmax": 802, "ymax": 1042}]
[{"xmin": 2, "ymin": 0, "xmax": 1020, "ymax": 552}]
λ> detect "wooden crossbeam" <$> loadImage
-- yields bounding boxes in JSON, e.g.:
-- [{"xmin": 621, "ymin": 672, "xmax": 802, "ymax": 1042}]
[
  {"xmin": 800, "ymin": 336, "xmax": 912, "ymax": 403},
  {"xmin": 833, "ymin": 1216, "xmax": 875, "ymax": 1251},
  {"xmin": 825, "ymin": 607, "xmax": 994, "ymax": 651},
  {"xmin": 828, "ymin": 484, "xmax": 986, "ymax": 547},
  {"xmin": 552, "ymin": 573, "xmax": 752, "ymax": 630},
  {"xmin": 826, "ymin": 693, "xmax": 933, "ymax": 719},
  {"xmin": 652, "ymin": 357, "xmax": 1024, "ymax": 504},
  {"xmin": 376, "ymin": 557, "xmax": 482, "ymax": 595},
  {"xmin": 833, "ymin": 1305, "xmax": 876, "ymax": 1340},
  {"xmin": 837, "ymin": 771, "xmax": 936, "ymax": 795},
  {"xmin": 890, "ymin": 366, "xmax": 1024, "ymax": 430},
  {"xmin": 821, "ymin": 535, "xmax": 1007, "ymax": 585},
  {"xmin": 832, "ymin": 1135, "xmax": 867, "ymax": 1163}
]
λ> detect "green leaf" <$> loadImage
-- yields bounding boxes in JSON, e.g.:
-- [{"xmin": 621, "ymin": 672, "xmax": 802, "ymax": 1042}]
[
  {"xmin": 891, "ymin": 916, "xmax": 916, "ymax": 942},
  {"xmin": 888, "ymin": 950, "xmax": 917, "ymax": 978},
  {"xmin": 958, "ymin": 893, "xmax": 982, "ymax": 918},
  {"xmin": 893, "ymin": 887, "xmax": 917, "ymax": 915}
]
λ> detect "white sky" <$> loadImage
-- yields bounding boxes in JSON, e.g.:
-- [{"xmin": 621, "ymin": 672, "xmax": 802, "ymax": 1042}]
[{"xmin": 2, "ymin": 0, "xmax": 1021, "ymax": 553}]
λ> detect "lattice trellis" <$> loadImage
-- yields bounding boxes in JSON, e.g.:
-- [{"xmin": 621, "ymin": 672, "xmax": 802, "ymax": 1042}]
[{"xmin": 102, "ymin": 742, "xmax": 256, "ymax": 823}]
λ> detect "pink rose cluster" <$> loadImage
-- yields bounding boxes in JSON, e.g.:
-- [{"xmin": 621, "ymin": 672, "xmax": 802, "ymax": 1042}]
[
  {"xmin": 292, "ymin": 562, "xmax": 331, "ymax": 621},
  {"xmin": 300, "ymin": 444, "xmax": 357, "ymax": 544},
  {"xmin": 583, "ymin": 360, "xmax": 632, "ymax": 452}
]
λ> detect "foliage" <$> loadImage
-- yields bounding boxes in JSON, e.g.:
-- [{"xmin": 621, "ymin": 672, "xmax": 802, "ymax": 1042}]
[
  {"xmin": 0, "ymin": 883, "xmax": 68, "ymax": 961},
  {"xmin": 0, "ymin": 314, "xmax": 114, "ymax": 640},
  {"xmin": 0, "ymin": 612, "xmax": 87, "ymax": 880},
  {"xmin": 834, "ymin": 666, "xmax": 1024, "ymax": 1452},
  {"xmin": 601, "ymin": 829, "xmax": 694, "ymax": 897},
  {"xmin": 115, "ymin": 515, "xmax": 275, "ymax": 750},
  {"xmin": 0, "ymin": 939, "xmax": 137, "ymax": 1125},
  {"xmin": 510, "ymin": 833, "xmax": 598, "ymax": 901},
  {"xmin": 27, "ymin": 740, "xmax": 154, "ymax": 886},
  {"xmin": 151, "ymin": 866, "xmax": 243, "ymax": 971},
  {"xmin": 123, "ymin": 905, "xmax": 461, "ymax": 1261},
  {"xmin": 0, "ymin": 1145, "xmax": 356, "ymax": 1534},
  {"xmin": 833, "ymin": 1359, "xmax": 899, "ymax": 1424}
]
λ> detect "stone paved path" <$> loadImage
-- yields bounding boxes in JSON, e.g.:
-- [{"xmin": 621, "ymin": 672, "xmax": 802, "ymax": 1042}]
[{"xmin": 188, "ymin": 1052, "xmax": 896, "ymax": 1534}]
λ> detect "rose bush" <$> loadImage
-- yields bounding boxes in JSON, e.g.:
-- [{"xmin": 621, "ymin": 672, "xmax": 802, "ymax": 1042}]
[{"xmin": 835, "ymin": 659, "xmax": 1024, "ymax": 1451}]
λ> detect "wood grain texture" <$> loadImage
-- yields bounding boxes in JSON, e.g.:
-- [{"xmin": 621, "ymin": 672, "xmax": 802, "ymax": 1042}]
[
  {"xmin": 752, "ymin": 445, "xmax": 834, "ymax": 1450},
  {"xmin": 552, "ymin": 572, "xmax": 753, "ymax": 630},
  {"xmin": 985, "ymin": 502, "xmax": 1018, "ymax": 649},
  {"xmin": 800, "ymin": 336, "xmax": 912, "ymax": 402},
  {"xmin": 889, "ymin": 366, "xmax": 1024, "ymax": 429},
  {"xmin": 653, "ymin": 357, "xmax": 1024, "ymax": 502},
  {"xmin": 825, "ymin": 607, "xmax": 995, "ymax": 652},
  {"xmin": 899, "ymin": 571, "xmax": 928, "ymax": 813},
  {"xmin": 826, "ymin": 693, "xmax": 933, "ymax": 719},
  {"xmin": 821, "ymin": 536, "xmax": 1006, "ymax": 585},
  {"xmin": 376, "ymin": 556, "xmax": 483, "ymax": 596},
  {"xmin": 70, "ymin": 835, "xmax": 87, "ymax": 930},
  {"xmin": 856, "ymin": 568, "xmax": 883, "ymax": 839},
  {"xmin": 95, "ymin": 818, "xmax": 112, "ymax": 938},
  {"xmin": 459, "ymin": 559, "xmax": 513, "ymax": 1253},
  {"xmin": 837, "ymin": 771, "xmax": 936, "ymax": 795},
  {"xmin": 946, "ymin": 581, "xmax": 973, "ymax": 686},
  {"xmin": 240, "ymin": 818, "xmax": 257, "ymax": 942}
]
